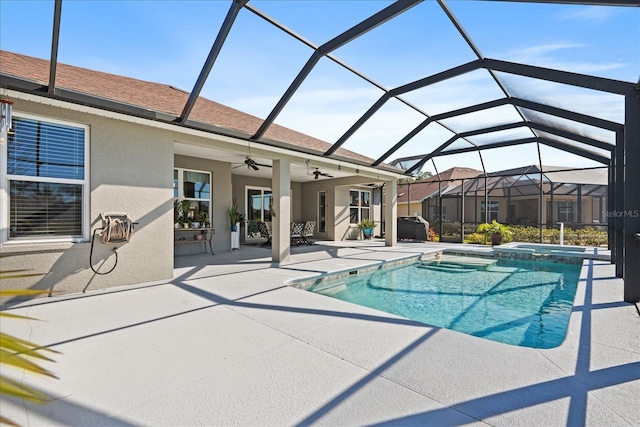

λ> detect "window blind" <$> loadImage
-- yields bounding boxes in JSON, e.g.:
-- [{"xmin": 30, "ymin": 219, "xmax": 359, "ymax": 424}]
[
  {"xmin": 7, "ymin": 117, "xmax": 85, "ymax": 239},
  {"xmin": 8, "ymin": 117, "xmax": 84, "ymax": 180}
]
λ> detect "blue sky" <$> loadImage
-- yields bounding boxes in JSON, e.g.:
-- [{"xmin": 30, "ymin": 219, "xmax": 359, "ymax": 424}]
[{"xmin": 1, "ymin": 0, "xmax": 638, "ymax": 175}]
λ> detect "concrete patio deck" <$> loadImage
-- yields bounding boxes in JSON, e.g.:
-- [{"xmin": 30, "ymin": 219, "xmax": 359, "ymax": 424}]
[{"xmin": 1, "ymin": 241, "xmax": 638, "ymax": 426}]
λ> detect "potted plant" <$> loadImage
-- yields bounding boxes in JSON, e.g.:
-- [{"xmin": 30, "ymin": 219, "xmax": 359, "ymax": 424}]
[
  {"xmin": 177, "ymin": 199, "xmax": 192, "ymax": 228},
  {"xmin": 357, "ymin": 218, "xmax": 377, "ymax": 240},
  {"xmin": 174, "ymin": 200, "xmax": 181, "ymax": 228},
  {"xmin": 196, "ymin": 211, "xmax": 209, "ymax": 228},
  {"xmin": 477, "ymin": 220, "xmax": 512, "ymax": 246},
  {"xmin": 227, "ymin": 198, "xmax": 243, "ymax": 231}
]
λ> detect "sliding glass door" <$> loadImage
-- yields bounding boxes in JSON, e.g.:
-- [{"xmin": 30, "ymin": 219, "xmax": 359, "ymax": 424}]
[{"xmin": 245, "ymin": 187, "xmax": 272, "ymax": 239}]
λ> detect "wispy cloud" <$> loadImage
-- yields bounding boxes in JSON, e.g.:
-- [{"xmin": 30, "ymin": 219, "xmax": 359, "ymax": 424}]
[
  {"xmin": 555, "ymin": 7, "xmax": 620, "ymax": 25},
  {"xmin": 498, "ymin": 42, "xmax": 629, "ymax": 76},
  {"xmin": 510, "ymin": 43, "xmax": 585, "ymax": 59}
]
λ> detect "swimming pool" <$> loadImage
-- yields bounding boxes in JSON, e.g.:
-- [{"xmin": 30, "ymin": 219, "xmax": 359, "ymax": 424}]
[
  {"xmin": 514, "ymin": 244, "xmax": 586, "ymax": 254},
  {"xmin": 297, "ymin": 254, "xmax": 582, "ymax": 349}
]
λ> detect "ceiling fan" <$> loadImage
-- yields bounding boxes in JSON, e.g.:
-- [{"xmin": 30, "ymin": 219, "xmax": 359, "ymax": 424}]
[
  {"xmin": 233, "ymin": 142, "xmax": 272, "ymax": 171},
  {"xmin": 300, "ymin": 160, "xmax": 333, "ymax": 180},
  {"xmin": 312, "ymin": 167, "xmax": 333, "ymax": 180},
  {"xmin": 238, "ymin": 155, "xmax": 271, "ymax": 171}
]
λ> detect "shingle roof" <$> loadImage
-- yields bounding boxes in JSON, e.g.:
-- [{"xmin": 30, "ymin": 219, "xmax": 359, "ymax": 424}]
[
  {"xmin": 0, "ymin": 50, "xmax": 391, "ymax": 168},
  {"xmin": 397, "ymin": 167, "xmax": 483, "ymax": 203}
]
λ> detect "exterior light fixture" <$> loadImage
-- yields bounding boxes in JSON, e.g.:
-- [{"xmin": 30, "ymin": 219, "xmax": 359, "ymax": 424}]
[{"xmin": 0, "ymin": 99, "xmax": 13, "ymax": 145}]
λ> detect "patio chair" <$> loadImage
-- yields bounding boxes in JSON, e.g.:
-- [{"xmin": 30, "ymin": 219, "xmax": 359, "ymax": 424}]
[
  {"xmin": 291, "ymin": 222, "xmax": 304, "ymax": 246},
  {"xmin": 301, "ymin": 221, "xmax": 315, "ymax": 245},
  {"xmin": 257, "ymin": 221, "xmax": 272, "ymax": 246}
]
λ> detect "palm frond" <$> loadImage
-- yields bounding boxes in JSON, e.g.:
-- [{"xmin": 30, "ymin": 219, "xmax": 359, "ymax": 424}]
[{"xmin": 0, "ymin": 286, "xmax": 59, "ymax": 426}]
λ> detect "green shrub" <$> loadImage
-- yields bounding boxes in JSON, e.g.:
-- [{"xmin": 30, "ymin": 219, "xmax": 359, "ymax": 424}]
[
  {"xmin": 442, "ymin": 221, "xmax": 461, "ymax": 236},
  {"xmin": 510, "ymin": 226, "xmax": 541, "ymax": 243},
  {"xmin": 476, "ymin": 220, "xmax": 513, "ymax": 243},
  {"xmin": 507, "ymin": 225, "xmax": 607, "ymax": 246},
  {"xmin": 357, "ymin": 218, "xmax": 376, "ymax": 230},
  {"xmin": 465, "ymin": 232, "xmax": 488, "ymax": 245}
]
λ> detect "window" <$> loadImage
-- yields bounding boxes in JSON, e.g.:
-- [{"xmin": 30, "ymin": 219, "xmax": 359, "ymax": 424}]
[
  {"xmin": 558, "ymin": 201, "xmax": 575, "ymax": 223},
  {"xmin": 481, "ymin": 201, "xmax": 499, "ymax": 222},
  {"xmin": 429, "ymin": 204, "xmax": 447, "ymax": 220},
  {"xmin": 2, "ymin": 114, "xmax": 89, "ymax": 242},
  {"xmin": 174, "ymin": 168, "xmax": 210, "ymax": 223},
  {"xmin": 318, "ymin": 191, "xmax": 326, "ymax": 233},
  {"xmin": 349, "ymin": 189, "xmax": 370, "ymax": 224}
]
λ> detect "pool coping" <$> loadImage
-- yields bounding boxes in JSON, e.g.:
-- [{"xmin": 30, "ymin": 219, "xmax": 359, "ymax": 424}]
[
  {"xmin": 288, "ymin": 244, "xmax": 600, "ymax": 290},
  {"xmin": 288, "ymin": 252, "xmax": 425, "ymax": 290}
]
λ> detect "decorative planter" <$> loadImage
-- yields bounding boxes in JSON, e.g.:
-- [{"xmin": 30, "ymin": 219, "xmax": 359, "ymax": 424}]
[
  {"xmin": 231, "ymin": 222, "xmax": 240, "ymax": 250},
  {"xmin": 491, "ymin": 233, "xmax": 503, "ymax": 246},
  {"xmin": 363, "ymin": 228, "xmax": 374, "ymax": 239}
]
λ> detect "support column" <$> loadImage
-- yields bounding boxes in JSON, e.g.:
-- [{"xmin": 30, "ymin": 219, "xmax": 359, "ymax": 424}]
[
  {"xmin": 623, "ymin": 89, "xmax": 640, "ymax": 302},
  {"xmin": 577, "ymin": 184, "xmax": 583, "ymax": 226},
  {"xmin": 407, "ymin": 180, "xmax": 411, "ymax": 216},
  {"xmin": 385, "ymin": 178, "xmax": 397, "ymax": 247},
  {"xmin": 615, "ymin": 131, "xmax": 625, "ymax": 278},
  {"xmin": 607, "ymin": 162, "xmax": 614, "ymax": 257},
  {"xmin": 483, "ymin": 175, "xmax": 488, "ymax": 223},
  {"xmin": 538, "ymin": 150, "xmax": 544, "ymax": 243},
  {"xmin": 604, "ymin": 162, "xmax": 616, "ymax": 264},
  {"xmin": 550, "ymin": 184, "xmax": 555, "ymax": 225},
  {"xmin": 461, "ymin": 179, "xmax": 465, "ymax": 242},
  {"xmin": 272, "ymin": 159, "xmax": 291, "ymax": 264},
  {"xmin": 507, "ymin": 186, "xmax": 511, "ymax": 224},
  {"xmin": 438, "ymin": 181, "xmax": 443, "ymax": 240}
]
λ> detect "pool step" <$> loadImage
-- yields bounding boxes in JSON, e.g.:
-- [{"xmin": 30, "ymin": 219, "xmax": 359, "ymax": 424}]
[
  {"xmin": 418, "ymin": 255, "xmax": 498, "ymax": 272},
  {"xmin": 416, "ymin": 263, "xmax": 476, "ymax": 273}
]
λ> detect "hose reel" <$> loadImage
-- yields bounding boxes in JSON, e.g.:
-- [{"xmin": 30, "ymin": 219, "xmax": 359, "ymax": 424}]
[
  {"xmin": 89, "ymin": 212, "xmax": 136, "ymax": 275},
  {"xmin": 99, "ymin": 212, "xmax": 134, "ymax": 244}
]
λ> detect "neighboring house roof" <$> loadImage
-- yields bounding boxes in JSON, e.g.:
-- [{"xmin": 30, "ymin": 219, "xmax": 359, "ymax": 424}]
[
  {"xmin": 0, "ymin": 50, "xmax": 397, "ymax": 170},
  {"xmin": 397, "ymin": 167, "xmax": 482, "ymax": 203},
  {"xmin": 443, "ymin": 165, "xmax": 607, "ymax": 198},
  {"xmin": 484, "ymin": 165, "xmax": 607, "ymax": 185},
  {"xmin": 434, "ymin": 167, "xmax": 483, "ymax": 182},
  {"xmin": 397, "ymin": 181, "xmax": 439, "ymax": 204},
  {"xmin": 397, "ymin": 165, "xmax": 607, "ymax": 203}
]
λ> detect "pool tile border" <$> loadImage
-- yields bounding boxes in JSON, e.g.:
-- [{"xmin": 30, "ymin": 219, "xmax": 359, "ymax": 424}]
[
  {"xmin": 289, "ymin": 244, "xmax": 602, "ymax": 291},
  {"xmin": 289, "ymin": 254, "xmax": 423, "ymax": 290}
]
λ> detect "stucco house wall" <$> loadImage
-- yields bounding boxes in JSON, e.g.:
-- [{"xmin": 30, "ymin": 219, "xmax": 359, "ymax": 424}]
[
  {"xmin": 333, "ymin": 178, "xmax": 383, "ymax": 240},
  {"xmin": 1, "ymin": 98, "xmax": 175, "ymax": 296},
  {"xmin": 300, "ymin": 180, "xmax": 333, "ymax": 240},
  {"xmin": 174, "ymin": 154, "xmax": 232, "ymax": 254}
]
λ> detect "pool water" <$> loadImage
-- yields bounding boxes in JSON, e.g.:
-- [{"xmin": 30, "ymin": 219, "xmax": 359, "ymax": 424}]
[{"xmin": 301, "ymin": 255, "xmax": 582, "ymax": 348}]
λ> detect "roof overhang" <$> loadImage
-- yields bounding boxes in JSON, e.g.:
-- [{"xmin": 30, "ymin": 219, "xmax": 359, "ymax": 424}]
[{"xmin": 0, "ymin": 86, "xmax": 404, "ymax": 183}]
